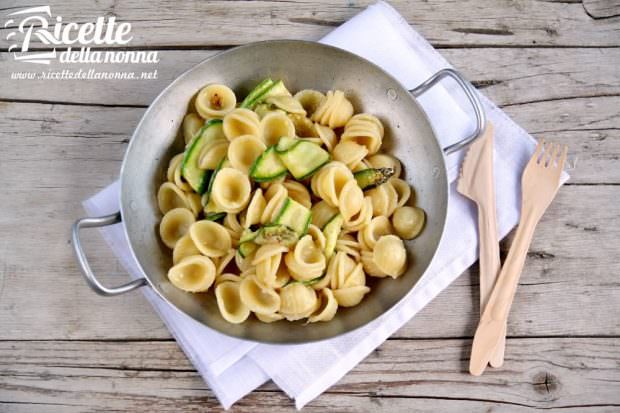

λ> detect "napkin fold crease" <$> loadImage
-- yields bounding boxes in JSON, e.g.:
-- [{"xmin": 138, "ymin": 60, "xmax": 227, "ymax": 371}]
[{"xmin": 82, "ymin": 1, "xmax": 568, "ymax": 409}]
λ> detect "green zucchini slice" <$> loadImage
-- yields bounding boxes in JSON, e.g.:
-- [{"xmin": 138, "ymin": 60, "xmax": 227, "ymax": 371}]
[
  {"xmin": 181, "ymin": 119, "xmax": 224, "ymax": 193},
  {"xmin": 274, "ymin": 197, "xmax": 312, "ymax": 236},
  {"xmin": 255, "ymin": 224, "xmax": 298, "ymax": 247},
  {"xmin": 238, "ymin": 229, "xmax": 259, "ymax": 258},
  {"xmin": 205, "ymin": 156, "xmax": 231, "ymax": 202},
  {"xmin": 322, "ymin": 213, "xmax": 343, "ymax": 259},
  {"xmin": 260, "ymin": 80, "xmax": 291, "ymax": 100},
  {"xmin": 277, "ymin": 140, "xmax": 330, "ymax": 180},
  {"xmin": 275, "ymin": 136, "xmax": 298, "ymax": 153},
  {"xmin": 205, "ymin": 212, "xmax": 226, "ymax": 221},
  {"xmin": 239, "ymin": 229, "xmax": 259, "ymax": 244},
  {"xmin": 353, "ymin": 167, "xmax": 395, "ymax": 190},
  {"xmin": 240, "ymin": 79, "xmax": 291, "ymax": 110},
  {"xmin": 240, "ymin": 78, "xmax": 274, "ymax": 109},
  {"xmin": 249, "ymin": 146, "xmax": 288, "ymax": 182}
]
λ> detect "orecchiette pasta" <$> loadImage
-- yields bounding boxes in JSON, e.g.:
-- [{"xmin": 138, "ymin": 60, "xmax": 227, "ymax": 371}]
[
  {"xmin": 373, "ymin": 235, "xmax": 407, "ymax": 278},
  {"xmin": 215, "ymin": 281, "xmax": 250, "ymax": 324},
  {"xmin": 282, "ymin": 180, "xmax": 312, "ymax": 209},
  {"xmin": 361, "ymin": 249, "xmax": 387, "ymax": 277},
  {"xmin": 367, "ymin": 181, "xmax": 399, "ymax": 217},
  {"xmin": 198, "ymin": 139, "xmax": 229, "ymax": 170},
  {"xmin": 186, "ymin": 192, "xmax": 203, "ymax": 217},
  {"xmin": 273, "ymin": 261, "xmax": 291, "ymax": 289},
  {"xmin": 166, "ymin": 153, "xmax": 183, "ymax": 182},
  {"xmin": 240, "ymin": 274, "xmax": 281, "ymax": 315},
  {"xmin": 279, "ymin": 283, "xmax": 318, "ymax": 321},
  {"xmin": 223, "ymin": 108, "xmax": 261, "ymax": 141},
  {"xmin": 311, "ymin": 161, "xmax": 354, "ymax": 208},
  {"xmin": 306, "ymin": 224, "xmax": 326, "ymax": 252},
  {"xmin": 311, "ymin": 90, "xmax": 354, "ymax": 128},
  {"xmin": 159, "ymin": 207, "xmax": 196, "ymax": 249},
  {"xmin": 328, "ymin": 252, "xmax": 369, "ymax": 307},
  {"xmin": 333, "ymin": 286, "xmax": 371, "ymax": 307},
  {"xmin": 235, "ymin": 247, "xmax": 255, "ymax": 273},
  {"xmin": 329, "ymin": 252, "xmax": 363, "ymax": 289},
  {"xmin": 256, "ymin": 312, "xmax": 285, "ymax": 323},
  {"xmin": 195, "ymin": 84, "xmax": 236, "ymax": 119},
  {"xmin": 261, "ymin": 183, "xmax": 288, "ymax": 224},
  {"xmin": 252, "ymin": 244, "xmax": 288, "ymax": 287},
  {"xmin": 215, "ymin": 272, "xmax": 242, "ymax": 286},
  {"xmin": 294, "ymin": 89, "xmax": 325, "ymax": 116},
  {"xmin": 332, "ymin": 140, "xmax": 368, "ymax": 170},
  {"xmin": 314, "ymin": 123, "xmax": 337, "ymax": 152},
  {"xmin": 158, "ymin": 182, "xmax": 191, "ymax": 214},
  {"xmin": 390, "ymin": 178, "xmax": 412, "ymax": 208},
  {"xmin": 223, "ymin": 213, "xmax": 244, "ymax": 246},
  {"xmin": 190, "ymin": 220, "xmax": 232, "ymax": 258},
  {"xmin": 260, "ymin": 111, "xmax": 296, "ymax": 147},
  {"xmin": 310, "ymin": 200, "xmax": 339, "ymax": 229},
  {"xmin": 308, "ymin": 288, "xmax": 338, "ymax": 323},
  {"xmin": 265, "ymin": 95, "xmax": 306, "ymax": 115},
  {"xmin": 167, "ymin": 153, "xmax": 192, "ymax": 192},
  {"xmin": 214, "ymin": 248, "xmax": 236, "ymax": 275},
  {"xmin": 367, "ymin": 153, "xmax": 402, "ymax": 178},
  {"xmin": 338, "ymin": 179, "xmax": 364, "ymax": 222},
  {"xmin": 211, "ymin": 168, "xmax": 252, "ymax": 213},
  {"xmin": 243, "ymin": 188, "xmax": 266, "ymax": 228},
  {"xmin": 335, "ymin": 233, "xmax": 362, "ymax": 260},
  {"xmin": 160, "ymin": 79, "xmax": 427, "ymax": 325},
  {"xmin": 168, "ymin": 255, "xmax": 216, "ymax": 292},
  {"xmin": 228, "ymin": 135, "xmax": 266, "ymax": 174},
  {"xmin": 341, "ymin": 113, "xmax": 384, "ymax": 155},
  {"xmin": 358, "ymin": 216, "xmax": 393, "ymax": 251},
  {"xmin": 288, "ymin": 114, "xmax": 318, "ymax": 139},
  {"xmin": 284, "ymin": 235, "xmax": 326, "ymax": 281},
  {"xmin": 343, "ymin": 196, "xmax": 373, "ymax": 232},
  {"xmin": 392, "ymin": 206, "xmax": 426, "ymax": 240},
  {"xmin": 173, "ymin": 234, "xmax": 201, "ymax": 265}
]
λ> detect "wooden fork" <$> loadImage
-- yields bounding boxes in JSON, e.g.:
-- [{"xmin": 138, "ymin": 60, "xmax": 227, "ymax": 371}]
[{"xmin": 469, "ymin": 140, "xmax": 568, "ymax": 376}]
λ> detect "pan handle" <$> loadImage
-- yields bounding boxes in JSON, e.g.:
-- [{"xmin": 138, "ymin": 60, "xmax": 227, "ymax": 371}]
[
  {"xmin": 409, "ymin": 68, "xmax": 485, "ymax": 155},
  {"xmin": 71, "ymin": 212, "xmax": 147, "ymax": 296}
]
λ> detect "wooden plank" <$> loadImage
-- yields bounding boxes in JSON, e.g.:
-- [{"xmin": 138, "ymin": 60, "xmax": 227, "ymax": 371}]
[
  {"xmin": 0, "ymin": 338, "xmax": 618, "ymax": 411},
  {"xmin": 2, "ymin": 47, "xmax": 619, "ymax": 107},
  {"xmin": 0, "ymin": 0, "xmax": 617, "ymax": 49}
]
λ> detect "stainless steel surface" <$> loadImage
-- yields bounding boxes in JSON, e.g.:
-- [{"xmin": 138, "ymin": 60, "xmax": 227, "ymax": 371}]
[
  {"xmin": 73, "ymin": 40, "xmax": 481, "ymax": 343},
  {"xmin": 410, "ymin": 68, "xmax": 486, "ymax": 155},
  {"xmin": 71, "ymin": 212, "xmax": 147, "ymax": 296}
]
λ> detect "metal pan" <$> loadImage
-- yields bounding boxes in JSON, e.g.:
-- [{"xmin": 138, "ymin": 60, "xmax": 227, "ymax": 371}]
[{"xmin": 72, "ymin": 40, "xmax": 484, "ymax": 343}]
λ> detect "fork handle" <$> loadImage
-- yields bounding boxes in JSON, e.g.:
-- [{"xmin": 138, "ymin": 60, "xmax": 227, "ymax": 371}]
[{"xmin": 469, "ymin": 208, "xmax": 540, "ymax": 376}]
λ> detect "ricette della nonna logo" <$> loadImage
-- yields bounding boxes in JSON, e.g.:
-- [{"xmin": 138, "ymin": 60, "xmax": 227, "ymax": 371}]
[{"xmin": 5, "ymin": 6, "xmax": 159, "ymax": 80}]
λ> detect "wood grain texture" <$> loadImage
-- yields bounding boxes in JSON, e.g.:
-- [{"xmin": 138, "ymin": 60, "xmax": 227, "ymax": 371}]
[
  {"xmin": 0, "ymin": 96, "xmax": 618, "ymax": 185},
  {"xmin": 583, "ymin": 0, "xmax": 620, "ymax": 18},
  {"xmin": 2, "ymin": 47, "xmax": 619, "ymax": 107},
  {"xmin": 0, "ymin": 0, "xmax": 618, "ymax": 49},
  {"xmin": 1, "ymin": 0, "xmax": 618, "ymax": 409},
  {"xmin": 1, "ymin": 339, "xmax": 619, "ymax": 411},
  {"xmin": 0, "ymin": 101, "xmax": 618, "ymax": 340}
]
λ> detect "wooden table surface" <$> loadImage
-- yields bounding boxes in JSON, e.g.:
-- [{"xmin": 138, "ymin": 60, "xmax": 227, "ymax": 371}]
[{"xmin": 1, "ymin": 0, "xmax": 619, "ymax": 411}]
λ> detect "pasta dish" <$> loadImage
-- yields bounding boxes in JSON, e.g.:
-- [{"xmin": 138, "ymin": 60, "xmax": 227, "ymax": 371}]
[{"xmin": 157, "ymin": 79, "xmax": 426, "ymax": 324}]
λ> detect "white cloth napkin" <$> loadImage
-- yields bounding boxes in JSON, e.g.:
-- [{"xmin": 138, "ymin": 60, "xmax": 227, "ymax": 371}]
[{"xmin": 83, "ymin": 1, "xmax": 568, "ymax": 409}]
